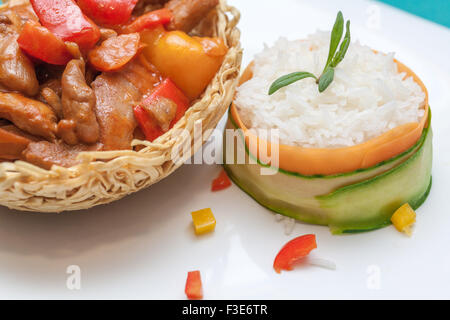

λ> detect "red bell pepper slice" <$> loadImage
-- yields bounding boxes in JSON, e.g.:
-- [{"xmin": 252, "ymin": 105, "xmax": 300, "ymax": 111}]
[
  {"xmin": 30, "ymin": 0, "xmax": 100, "ymax": 50},
  {"xmin": 134, "ymin": 78, "xmax": 189, "ymax": 142},
  {"xmin": 211, "ymin": 169, "xmax": 232, "ymax": 192},
  {"xmin": 77, "ymin": 0, "xmax": 138, "ymax": 26},
  {"xmin": 133, "ymin": 105, "xmax": 164, "ymax": 142},
  {"xmin": 17, "ymin": 21, "xmax": 72, "ymax": 65},
  {"xmin": 273, "ymin": 234, "xmax": 317, "ymax": 273},
  {"xmin": 185, "ymin": 270, "xmax": 203, "ymax": 300},
  {"xmin": 124, "ymin": 8, "xmax": 172, "ymax": 33},
  {"xmin": 151, "ymin": 78, "xmax": 190, "ymax": 123}
]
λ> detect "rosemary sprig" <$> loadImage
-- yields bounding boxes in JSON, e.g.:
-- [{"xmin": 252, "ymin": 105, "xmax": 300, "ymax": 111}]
[{"xmin": 268, "ymin": 11, "xmax": 351, "ymax": 95}]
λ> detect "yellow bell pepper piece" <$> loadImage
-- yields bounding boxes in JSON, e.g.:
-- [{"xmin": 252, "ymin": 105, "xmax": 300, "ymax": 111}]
[
  {"xmin": 191, "ymin": 208, "xmax": 216, "ymax": 235},
  {"xmin": 391, "ymin": 203, "xmax": 416, "ymax": 236},
  {"xmin": 141, "ymin": 27, "xmax": 227, "ymax": 100}
]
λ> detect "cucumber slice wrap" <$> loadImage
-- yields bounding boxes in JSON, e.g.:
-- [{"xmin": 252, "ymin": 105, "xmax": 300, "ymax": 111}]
[{"xmin": 223, "ymin": 109, "xmax": 432, "ymax": 234}]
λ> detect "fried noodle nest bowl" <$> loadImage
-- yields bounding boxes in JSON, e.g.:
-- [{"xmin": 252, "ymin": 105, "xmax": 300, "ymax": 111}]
[{"xmin": 0, "ymin": 0, "xmax": 242, "ymax": 212}]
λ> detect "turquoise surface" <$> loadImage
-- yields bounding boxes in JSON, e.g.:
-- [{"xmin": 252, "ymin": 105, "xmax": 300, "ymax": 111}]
[{"xmin": 378, "ymin": 0, "xmax": 450, "ymax": 28}]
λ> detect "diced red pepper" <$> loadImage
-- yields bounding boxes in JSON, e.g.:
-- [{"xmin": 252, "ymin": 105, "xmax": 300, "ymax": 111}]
[
  {"xmin": 124, "ymin": 8, "xmax": 172, "ymax": 33},
  {"xmin": 185, "ymin": 270, "xmax": 203, "ymax": 300},
  {"xmin": 30, "ymin": 0, "xmax": 100, "ymax": 50},
  {"xmin": 77, "ymin": 0, "xmax": 138, "ymax": 26},
  {"xmin": 17, "ymin": 21, "xmax": 72, "ymax": 65},
  {"xmin": 211, "ymin": 169, "xmax": 232, "ymax": 192},
  {"xmin": 134, "ymin": 78, "xmax": 189, "ymax": 142},
  {"xmin": 150, "ymin": 78, "xmax": 190, "ymax": 124},
  {"xmin": 273, "ymin": 234, "xmax": 317, "ymax": 274},
  {"xmin": 133, "ymin": 105, "xmax": 164, "ymax": 142},
  {"xmin": 88, "ymin": 33, "xmax": 140, "ymax": 71}
]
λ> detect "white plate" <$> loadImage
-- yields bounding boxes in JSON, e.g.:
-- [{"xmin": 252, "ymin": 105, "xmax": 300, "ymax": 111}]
[{"xmin": 1, "ymin": 0, "xmax": 449, "ymax": 299}]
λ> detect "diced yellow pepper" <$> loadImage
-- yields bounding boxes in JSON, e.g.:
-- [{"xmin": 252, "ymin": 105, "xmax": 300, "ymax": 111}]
[
  {"xmin": 391, "ymin": 203, "xmax": 416, "ymax": 236},
  {"xmin": 191, "ymin": 208, "xmax": 216, "ymax": 235}
]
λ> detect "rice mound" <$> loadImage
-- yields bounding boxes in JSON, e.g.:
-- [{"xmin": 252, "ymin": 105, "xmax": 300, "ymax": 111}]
[{"xmin": 235, "ymin": 31, "xmax": 426, "ymax": 148}]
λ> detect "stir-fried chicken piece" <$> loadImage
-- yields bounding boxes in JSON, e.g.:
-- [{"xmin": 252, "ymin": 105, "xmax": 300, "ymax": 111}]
[
  {"xmin": 165, "ymin": 0, "xmax": 218, "ymax": 33},
  {"xmin": 0, "ymin": 4, "xmax": 39, "ymax": 96},
  {"xmin": 57, "ymin": 59, "xmax": 100, "ymax": 145},
  {"xmin": 0, "ymin": 92, "xmax": 57, "ymax": 140},
  {"xmin": 38, "ymin": 78, "xmax": 63, "ymax": 118},
  {"xmin": 40, "ymin": 87, "xmax": 63, "ymax": 119},
  {"xmin": 0, "ymin": 3, "xmax": 38, "ymax": 27},
  {"xmin": 92, "ymin": 57, "xmax": 161, "ymax": 150},
  {"xmin": 0, "ymin": 124, "xmax": 38, "ymax": 160},
  {"xmin": 23, "ymin": 140, "xmax": 101, "ymax": 170},
  {"xmin": 121, "ymin": 55, "xmax": 163, "ymax": 94},
  {"xmin": 141, "ymin": 96, "xmax": 177, "ymax": 132},
  {"xmin": 92, "ymin": 72, "xmax": 140, "ymax": 150},
  {"xmin": 133, "ymin": 0, "xmax": 169, "ymax": 16},
  {"xmin": 0, "ymin": 32, "xmax": 39, "ymax": 96},
  {"xmin": 39, "ymin": 78, "xmax": 62, "ymax": 96}
]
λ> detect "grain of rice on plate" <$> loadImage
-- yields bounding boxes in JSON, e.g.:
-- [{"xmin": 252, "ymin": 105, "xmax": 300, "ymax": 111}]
[{"xmin": 235, "ymin": 32, "xmax": 426, "ymax": 148}]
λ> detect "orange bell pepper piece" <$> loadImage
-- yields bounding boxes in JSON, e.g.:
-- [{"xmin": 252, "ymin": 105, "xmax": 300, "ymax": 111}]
[{"xmin": 141, "ymin": 27, "xmax": 227, "ymax": 100}]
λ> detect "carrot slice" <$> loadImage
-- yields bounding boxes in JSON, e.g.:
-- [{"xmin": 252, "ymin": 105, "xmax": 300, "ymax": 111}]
[
  {"xmin": 17, "ymin": 21, "xmax": 72, "ymax": 65},
  {"xmin": 273, "ymin": 234, "xmax": 317, "ymax": 274},
  {"xmin": 88, "ymin": 33, "xmax": 140, "ymax": 72},
  {"xmin": 231, "ymin": 60, "xmax": 429, "ymax": 176}
]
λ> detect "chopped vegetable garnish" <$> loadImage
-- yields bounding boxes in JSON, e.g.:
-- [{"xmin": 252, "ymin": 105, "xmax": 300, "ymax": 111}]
[
  {"xmin": 191, "ymin": 208, "xmax": 216, "ymax": 235},
  {"xmin": 133, "ymin": 106, "xmax": 164, "ymax": 142},
  {"xmin": 185, "ymin": 270, "xmax": 203, "ymax": 300},
  {"xmin": 134, "ymin": 78, "xmax": 189, "ymax": 142},
  {"xmin": 30, "ymin": 0, "xmax": 100, "ymax": 50},
  {"xmin": 273, "ymin": 234, "xmax": 317, "ymax": 273},
  {"xmin": 124, "ymin": 8, "xmax": 173, "ymax": 33},
  {"xmin": 17, "ymin": 21, "xmax": 72, "ymax": 65},
  {"xmin": 211, "ymin": 169, "xmax": 231, "ymax": 192},
  {"xmin": 78, "ymin": 0, "xmax": 138, "ymax": 26},
  {"xmin": 391, "ymin": 203, "xmax": 416, "ymax": 236}
]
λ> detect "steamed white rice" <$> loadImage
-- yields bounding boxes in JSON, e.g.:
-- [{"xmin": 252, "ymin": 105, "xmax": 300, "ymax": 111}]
[{"xmin": 235, "ymin": 31, "xmax": 426, "ymax": 148}]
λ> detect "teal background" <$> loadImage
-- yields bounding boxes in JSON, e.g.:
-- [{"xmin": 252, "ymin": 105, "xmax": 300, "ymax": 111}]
[{"xmin": 377, "ymin": 0, "xmax": 450, "ymax": 28}]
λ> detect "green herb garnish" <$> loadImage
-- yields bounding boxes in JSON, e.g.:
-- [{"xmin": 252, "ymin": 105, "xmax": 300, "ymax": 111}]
[{"xmin": 268, "ymin": 11, "xmax": 351, "ymax": 95}]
